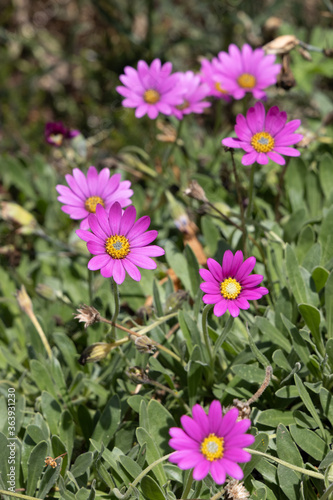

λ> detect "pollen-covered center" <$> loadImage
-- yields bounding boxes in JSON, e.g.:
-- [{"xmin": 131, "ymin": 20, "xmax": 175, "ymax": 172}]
[
  {"xmin": 144, "ymin": 89, "xmax": 160, "ymax": 104},
  {"xmin": 176, "ymin": 99, "xmax": 190, "ymax": 110},
  {"xmin": 84, "ymin": 196, "xmax": 105, "ymax": 213},
  {"xmin": 215, "ymin": 82, "xmax": 228, "ymax": 94},
  {"xmin": 251, "ymin": 132, "xmax": 275, "ymax": 153},
  {"xmin": 201, "ymin": 434, "xmax": 224, "ymax": 461},
  {"xmin": 50, "ymin": 133, "xmax": 64, "ymax": 146},
  {"xmin": 237, "ymin": 73, "xmax": 256, "ymax": 89},
  {"xmin": 221, "ymin": 277, "xmax": 241, "ymax": 299},
  {"xmin": 105, "ymin": 235, "xmax": 130, "ymax": 259}
]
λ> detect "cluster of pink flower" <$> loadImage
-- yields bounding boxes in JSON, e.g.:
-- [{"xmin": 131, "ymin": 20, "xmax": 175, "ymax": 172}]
[{"xmin": 54, "ymin": 42, "xmax": 304, "ymax": 487}]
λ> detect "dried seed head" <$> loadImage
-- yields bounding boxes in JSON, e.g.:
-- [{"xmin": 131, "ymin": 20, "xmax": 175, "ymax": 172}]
[
  {"xmin": 184, "ymin": 180, "xmax": 208, "ymax": 202},
  {"xmin": 223, "ymin": 400, "xmax": 251, "ymax": 421},
  {"xmin": 78, "ymin": 342, "xmax": 113, "ymax": 365},
  {"xmin": 74, "ymin": 304, "xmax": 101, "ymax": 328},
  {"xmin": 16, "ymin": 285, "xmax": 33, "ymax": 316},
  {"xmin": 263, "ymin": 34, "xmax": 299, "ymax": 55},
  {"xmin": 224, "ymin": 479, "xmax": 250, "ymax": 499},
  {"xmin": 132, "ymin": 335, "xmax": 156, "ymax": 354}
]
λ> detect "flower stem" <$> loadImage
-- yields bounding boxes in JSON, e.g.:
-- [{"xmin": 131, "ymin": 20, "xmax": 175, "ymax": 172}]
[
  {"xmin": 88, "ymin": 269, "xmax": 93, "ymax": 303},
  {"xmin": 112, "ymin": 453, "xmax": 173, "ymax": 500},
  {"xmin": 110, "ymin": 278, "xmax": 120, "ymax": 342},
  {"xmin": 202, "ymin": 304, "xmax": 214, "ymax": 365},
  {"xmin": 275, "ymin": 159, "xmax": 289, "ymax": 221},
  {"xmin": 0, "ymin": 491, "xmax": 38, "ymax": 499},
  {"xmin": 319, "ymin": 482, "xmax": 333, "ymax": 500},
  {"xmin": 246, "ymin": 162, "xmax": 256, "ymax": 219},
  {"xmin": 245, "ymin": 448, "xmax": 325, "ymax": 479},
  {"xmin": 230, "ymin": 149, "xmax": 247, "ymax": 256},
  {"xmin": 181, "ymin": 469, "xmax": 194, "ymax": 499}
]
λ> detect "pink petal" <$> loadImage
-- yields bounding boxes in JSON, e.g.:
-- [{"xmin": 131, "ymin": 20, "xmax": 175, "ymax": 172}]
[
  {"xmin": 210, "ymin": 461, "xmax": 226, "ymax": 485},
  {"xmin": 213, "ymin": 299, "xmax": 228, "ymax": 317},
  {"xmin": 100, "ymin": 259, "xmax": 115, "ymax": 278},
  {"xmin": 230, "ymin": 251, "xmax": 244, "ymax": 276},
  {"xmin": 218, "ymin": 408, "xmax": 239, "ymax": 436},
  {"xmin": 122, "ymin": 259, "xmax": 141, "ymax": 281},
  {"xmin": 180, "ymin": 415, "xmax": 205, "ymax": 441},
  {"xmin": 192, "ymin": 404, "xmax": 210, "ymax": 435},
  {"xmin": 235, "ymin": 256, "xmax": 256, "ymax": 281},
  {"xmin": 94, "ymin": 204, "xmax": 111, "ymax": 234},
  {"xmin": 220, "ymin": 458, "xmax": 244, "ymax": 480},
  {"xmin": 87, "ymin": 241, "xmax": 106, "ymax": 255},
  {"xmin": 267, "ymin": 151, "xmax": 286, "ymax": 165},
  {"xmin": 126, "ymin": 254, "xmax": 157, "ymax": 270},
  {"xmin": 119, "ymin": 205, "xmax": 136, "ymax": 235},
  {"xmin": 112, "ymin": 260, "xmax": 126, "ymax": 284},
  {"xmin": 108, "ymin": 202, "xmax": 122, "ymax": 235},
  {"xmin": 131, "ymin": 230, "xmax": 158, "ymax": 247},
  {"xmin": 202, "ymin": 294, "xmax": 223, "ymax": 304},
  {"xmin": 127, "ymin": 216, "xmax": 151, "ymax": 240},
  {"xmin": 221, "ymin": 250, "xmax": 234, "ymax": 278},
  {"xmin": 86, "ymin": 166, "xmax": 99, "ymax": 196},
  {"xmin": 241, "ymin": 151, "xmax": 258, "ymax": 165},
  {"xmin": 208, "ymin": 400, "xmax": 223, "ymax": 434},
  {"xmin": 207, "ymin": 258, "xmax": 223, "ymax": 281},
  {"xmin": 88, "ymin": 254, "xmax": 110, "ymax": 270},
  {"xmin": 200, "ymin": 282, "xmax": 220, "ymax": 294},
  {"xmin": 130, "ymin": 245, "xmax": 164, "ymax": 257},
  {"xmin": 178, "ymin": 452, "xmax": 205, "ymax": 469},
  {"xmin": 223, "ymin": 448, "xmax": 252, "ymax": 463},
  {"xmin": 227, "ymin": 301, "xmax": 240, "ymax": 317},
  {"xmin": 199, "ymin": 268, "xmax": 218, "ymax": 283},
  {"xmin": 193, "ymin": 459, "xmax": 210, "ymax": 481}
]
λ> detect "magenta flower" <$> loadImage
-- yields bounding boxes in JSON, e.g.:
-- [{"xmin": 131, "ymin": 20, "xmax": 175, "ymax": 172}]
[
  {"xmin": 199, "ymin": 58, "xmax": 231, "ymax": 101},
  {"xmin": 214, "ymin": 44, "xmax": 281, "ymax": 100},
  {"xmin": 116, "ymin": 58, "xmax": 184, "ymax": 119},
  {"xmin": 222, "ymin": 101, "xmax": 303, "ymax": 166},
  {"xmin": 45, "ymin": 121, "xmax": 79, "ymax": 147},
  {"xmin": 199, "ymin": 250, "xmax": 268, "ymax": 317},
  {"xmin": 76, "ymin": 202, "xmax": 165, "ymax": 284},
  {"xmin": 171, "ymin": 71, "xmax": 211, "ymax": 120},
  {"xmin": 56, "ymin": 166, "xmax": 133, "ymax": 230},
  {"xmin": 169, "ymin": 401, "xmax": 255, "ymax": 484}
]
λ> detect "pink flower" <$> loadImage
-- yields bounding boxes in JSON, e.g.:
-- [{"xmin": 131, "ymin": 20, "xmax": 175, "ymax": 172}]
[
  {"xmin": 199, "ymin": 58, "xmax": 231, "ymax": 100},
  {"xmin": 56, "ymin": 166, "xmax": 133, "ymax": 230},
  {"xmin": 214, "ymin": 44, "xmax": 281, "ymax": 100},
  {"xmin": 76, "ymin": 202, "xmax": 165, "ymax": 284},
  {"xmin": 171, "ymin": 71, "xmax": 211, "ymax": 119},
  {"xmin": 199, "ymin": 250, "xmax": 268, "ymax": 317},
  {"xmin": 222, "ymin": 101, "xmax": 303, "ymax": 166},
  {"xmin": 45, "ymin": 121, "xmax": 80, "ymax": 146},
  {"xmin": 116, "ymin": 59, "xmax": 184, "ymax": 119},
  {"xmin": 169, "ymin": 401, "xmax": 255, "ymax": 484}
]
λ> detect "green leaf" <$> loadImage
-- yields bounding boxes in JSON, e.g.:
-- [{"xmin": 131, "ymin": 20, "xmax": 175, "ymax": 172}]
[
  {"xmin": 136, "ymin": 427, "xmax": 167, "ymax": 486},
  {"xmin": 59, "ymin": 410, "xmax": 75, "ymax": 462},
  {"xmin": 312, "ymin": 266, "xmax": 329, "ymax": 293},
  {"xmin": 41, "ymin": 392, "xmax": 62, "ymax": 435},
  {"xmin": 37, "ymin": 462, "xmax": 61, "ymax": 499},
  {"xmin": 147, "ymin": 400, "xmax": 176, "ymax": 456},
  {"xmin": 256, "ymin": 410, "xmax": 296, "ymax": 427},
  {"xmin": 277, "ymin": 464, "xmax": 300, "ymax": 500},
  {"xmin": 164, "ymin": 241, "xmax": 191, "ymax": 291},
  {"xmin": 141, "ymin": 475, "xmax": 166, "ymax": 500},
  {"xmin": 232, "ymin": 364, "xmax": 266, "ymax": 384},
  {"xmin": 298, "ymin": 303, "xmax": 324, "ymax": 354},
  {"xmin": 283, "ymin": 208, "xmax": 307, "ymax": 243},
  {"xmin": 153, "ymin": 280, "xmax": 164, "ymax": 317},
  {"xmin": 248, "ymin": 326, "xmax": 270, "ymax": 367},
  {"xmin": 119, "ymin": 455, "xmax": 142, "ymax": 479},
  {"xmin": 326, "ymin": 338, "xmax": 333, "ymax": 371},
  {"xmin": 275, "ymin": 386, "xmax": 299, "ymax": 399},
  {"xmin": 325, "ymin": 271, "xmax": 333, "ymax": 339},
  {"xmin": 319, "ymin": 388, "xmax": 333, "ymax": 426},
  {"xmin": 281, "ymin": 315, "xmax": 311, "ymax": 368},
  {"xmin": 184, "ymin": 244, "xmax": 200, "ymax": 299},
  {"xmin": 255, "ymin": 317, "xmax": 291, "ymax": 352},
  {"xmin": 178, "ymin": 310, "xmax": 193, "ymax": 355},
  {"xmin": 319, "ymin": 206, "xmax": 333, "ymax": 265},
  {"xmin": 293, "ymin": 410, "xmax": 317, "ymax": 429},
  {"xmin": 294, "ymin": 374, "xmax": 326, "ymax": 439},
  {"xmin": 53, "ymin": 332, "xmax": 79, "ymax": 376},
  {"xmin": 272, "ymin": 349, "xmax": 291, "ymax": 371},
  {"xmin": 71, "ymin": 452, "xmax": 94, "ymax": 478},
  {"xmin": 296, "ymin": 225, "xmax": 315, "ymax": 264},
  {"xmin": 319, "ymin": 153, "xmax": 333, "ymax": 199},
  {"xmin": 30, "ymin": 360, "xmax": 59, "ymax": 401},
  {"xmin": 276, "ymin": 424, "xmax": 303, "ymax": 468},
  {"xmin": 289, "ymin": 425, "xmax": 328, "ymax": 461},
  {"xmin": 243, "ymin": 433, "xmax": 269, "ymax": 479},
  {"xmin": 26, "ymin": 440, "xmax": 48, "ymax": 496},
  {"xmin": 187, "ymin": 345, "xmax": 203, "ymax": 407},
  {"xmin": 286, "ymin": 244, "xmax": 308, "ymax": 304},
  {"xmin": 89, "ymin": 395, "xmax": 121, "ymax": 451}
]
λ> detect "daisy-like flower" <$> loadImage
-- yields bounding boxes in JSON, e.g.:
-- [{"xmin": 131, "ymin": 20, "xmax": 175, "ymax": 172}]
[
  {"xmin": 222, "ymin": 101, "xmax": 303, "ymax": 166},
  {"xmin": 214, "ymin": 44, "xmax": 281, "ymax": 100},
  {"xmin": 169, "ymin": 401, "xmax": 255, "ymax": 484},
  {"xmin": 76, "ymin": 202, "xmax": 165, "ymax": 284},
  {"xmin": 116, "ymin": 58, "xmax": 184, "ymax": 119},
  {"xmin": 199, "ymin": 250, "xmax": 268, "ymax": 317},
  {"xmin": 45, "ymin": 121, "xmax": 79, "ymax": 147},
  {"xmin": 199, "ymin": 58, "xmax": 231, "ymax": 100},
  {"xmin": 56, "ymin": 166, "xmax": 133, "ymax": 230},
  {"xmin": 171, "ymin": 71, "xmax": 211, "ymax": 120}
]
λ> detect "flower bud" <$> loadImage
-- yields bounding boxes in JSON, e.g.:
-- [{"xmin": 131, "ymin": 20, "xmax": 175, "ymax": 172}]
[
  {"xmin": 78, "ymin": 342, "xmax": 113, "ymax": 365},
  {"xmin": 16, "ymin": 285, "xmax": 33, "ymax": 316},
  {"xmin": 184, "ymin": 180, "xmax": 208, "ymax": 202},
  {"xmin": 131, "ymin": 335, "xmax": 156, "ymax": 354}
]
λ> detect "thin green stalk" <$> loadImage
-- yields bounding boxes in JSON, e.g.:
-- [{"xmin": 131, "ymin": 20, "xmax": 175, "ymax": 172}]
[
  {"xmin": 165, "ymin": 119, "xmax": 184, "ymax": 167},
  {"xmin": 213, "ymin": 315, "xmax": 234, "ymax": 358},
  {"xmin": 110, "ymin": 278, "xmax": 120, "ymax": 342},
  {"xmin": 230, "ymin": 149, "xmax": 247, "ymax": 256},
  {"xmin": 202, "ymin": 304, "xmax": 214, "ymax": 365},
  {"xmin": 88, "ymin": 269, "xmax": 93, "ymax": 304},
  {"xmin": 0, "ymin": 491, "xmax": 38, "ymax": 500},
  {"xmin": 210, "ymin": 489, "xmax": 225, "ymax": 500},
  {"xmin": 319, "ymin": 482, "xmax": 333, "ymax": 500},
  {"xmin": 112, "ymin": 453, "xmax": 173, "ymax": 500},
  {"xmin": 246, "ymin": 163, "xmax": 256, "ymax": 219},
  {"xmin": 181, "ymin": 469, "xmax": 194, "ymax": 499},
  {"xmin": 245, "ymin": 448, "xmax": 325, "ymax": 479}
]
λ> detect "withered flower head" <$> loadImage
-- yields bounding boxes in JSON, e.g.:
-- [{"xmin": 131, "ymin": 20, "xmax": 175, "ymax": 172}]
[
  {"xmin": 78, "ymin": 342, "xmax": 113, "ymax": 365},
  {"xmin": 184, "ymin": 180, "xmax": 208, "ymax": 202},
  {"xmin": 74, "ymin": 304, "xmax": 101, "ymax": 328},
  {"xmin": 263, "ymin": 35, "xmax": 299, "ymax": 55},
  {"xmin": 224, "ymin": 479, "xmax": 250, "ymax": 499},
  {"xmin": 131, "ymin": 335, "xmax": 156, "ymax": 354},
  {"xmin": 164, "ymin": 290, "xmax": 189, "ymax": 313},
  {"xmin": 126, "ymin": 366, "xmax": 149, "ymax": 383},
  {"xmin": 16, "ymin": 285, "xmax": 33, "ymax": 316}
]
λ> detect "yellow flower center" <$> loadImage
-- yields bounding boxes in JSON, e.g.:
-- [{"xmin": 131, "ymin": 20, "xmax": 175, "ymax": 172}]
[
  {"xmin": 50, "ymin": 133, "xmax": 64, "ymax": 146},
  {"xmin": 215, "ymin": 82, "xmax": 228, "ymax": 94},
  {"xmin": 220, "ymin": 277, "xmax": 241, "ymax": 299},
  {"xmin": 143, "ymin": 89, "xmax": 160, "ymax": 104},
  {"xmin": 237, "ymin": 73, "xmax": 256, "ymax": 89},
  {"xmin": 105, "ymin": 235, "xmax": 130, "ymax": 259},
  {"xmin": 84, "ymin": 196, "xmax": 105, "ymax": 213},
  {"xmin": 201, "ymin": 434, "xmax": 224, "ymax": 461},
  {"xmin": 176, "ymin": 99, "xmax": 190, "ymax": 110},
  {"xmin": 251, "ymin": 132, "xmax": 275, "ymax": 153}
]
